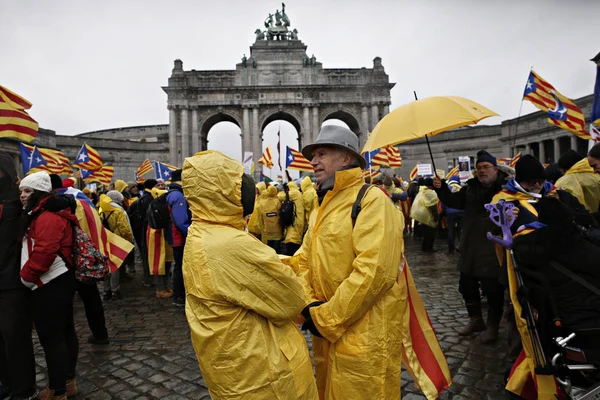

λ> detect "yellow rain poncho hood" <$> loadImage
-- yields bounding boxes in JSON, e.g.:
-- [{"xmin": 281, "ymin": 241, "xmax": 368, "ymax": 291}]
[
  {"xmin": 556, "ymin": 158, "xmax": 600, "ymax": 213},
  {"xmin": 247, "ymin": 181, "xmax": 267, "ymax": 235},
  {"xmin": 301, "ymin": 176, "xmax": 317, "ymax": 229},
  {"xmin": 181, "ymin": 150, "xmax": 318, "ymax": 400},
  {"xmin": 114, "ymin": 179, "xmax": 128, "ymax": 193},
  {"xmin": 283, "ymin": 181, "xmax": 305, "ymax": 244}
]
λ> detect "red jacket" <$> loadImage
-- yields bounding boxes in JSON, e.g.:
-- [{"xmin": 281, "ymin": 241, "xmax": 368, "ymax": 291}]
[{"xmin": 20, "ymin": 197, "xmax": 77, "ymax": 289}]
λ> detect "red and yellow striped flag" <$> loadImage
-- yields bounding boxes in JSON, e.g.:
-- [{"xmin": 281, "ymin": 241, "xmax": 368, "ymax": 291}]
[
  {"xmin": 22, "ymin": 143, "xmax": 73, "ymax": 175},
  {"xmin": 285, "ymin": 146, "xmax": 313, "ymax": 172},
  {"xmin": 386, "ymin": 146, "xmax": 402, "ymax": 168},
  {"xmin": 410, "ymin": 164, "xmax": 419, "ymax": 180},
  {"xmin": 446, "ymin": 165, "xmax": 459, "ymax": 179},
  {"xmin": 401, "ymin": 261, "xmax": 452, "ymax": 398},
  {"xmin": 75, "ymin": 195, "xmax": 134, "ymax": 272},
  {"xmin": 523, "ymin": 70, "xmax": 590, "ymax": 140},
  {"xmin": 136, "ymin": 159, "xmax": 153, "ymax": 177},
  {"xmin": 82, "ymin": 165, "xmax": 114, "ymax": 186},
  {"xmin": 0, "ymin": 86, "xmax": 39, "ymax": 142},
  {"xmin": 508, "ymin": 153, "xmax": 521, "ymax": 168},
  {"xmin": 258, "ymin": 145, "xmax": 274, "ymax": 169},
  {"xmin": 73, "ymin": 143, "xmax": 103, "ymax": 171}
]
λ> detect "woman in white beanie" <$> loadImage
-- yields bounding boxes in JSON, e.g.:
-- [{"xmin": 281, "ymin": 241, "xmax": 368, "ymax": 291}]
[
  {"xmin": 98, "ymin": 190, "xmax": 133, "ymax": 300},
  {"xmin": 19, "ymin": 171, "xmax": 79, "ymax": 400}
]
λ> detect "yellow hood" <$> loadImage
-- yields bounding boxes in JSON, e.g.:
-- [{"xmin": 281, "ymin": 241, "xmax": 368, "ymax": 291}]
[
  {"xmin": 267, "ymin": 185, "xmax": 278, "ymax": 197},
  {"xmin": 566, "ymin": 158, "xmax": 594, "ymax": 175},
  {"xmin": 182, "ymin": 150, "xmax": 246, "ymax": 231},
  {"xmin": 300, "ymin": 176, "xmax": 313, "ymax": 192},
  {"xmin": 151, "ymin": 187, "xmax": 167, "ymax": 199},
  {"xmin": 256, "ymin": 181, "xmax": 267, "ymax": 194},
  {"xmin": 115, "ymin": 179, "xmax": 128, "ymax": 193},
  {"xmin": 99, "ymin": 194, "xmax": 118, "ymax": 212}
]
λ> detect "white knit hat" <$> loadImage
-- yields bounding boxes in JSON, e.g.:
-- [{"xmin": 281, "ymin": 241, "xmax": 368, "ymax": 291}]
[
  {"xmin": 106, "ymin": 190, "xmax": 124, "ymax": 204},
  {"xmin": 19, "ymin": 171, "xmax": 52, "ymax": 193}
]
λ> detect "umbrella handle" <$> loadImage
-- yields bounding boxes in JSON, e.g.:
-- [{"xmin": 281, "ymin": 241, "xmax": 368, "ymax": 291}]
[{"xmin": 424, "ymin": 134, "xmax": 437, "ymax": 175}]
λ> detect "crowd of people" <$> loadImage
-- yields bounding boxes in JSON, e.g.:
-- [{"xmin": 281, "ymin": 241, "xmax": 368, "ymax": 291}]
[{"xmin": 1, "ymin": 124, "xmax": 600, "ymax": 399}]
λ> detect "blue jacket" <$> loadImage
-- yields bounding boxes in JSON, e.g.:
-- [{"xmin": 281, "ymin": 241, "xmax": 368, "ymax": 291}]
[{"xmin": 166, "ymin": 184, "xmax": 190, "ymax": 247}]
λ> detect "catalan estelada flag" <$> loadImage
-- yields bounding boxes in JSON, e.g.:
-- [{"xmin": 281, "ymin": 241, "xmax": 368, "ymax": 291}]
[
  {"xmin": 154, "ymin": 161, "xmax": 176, "ymax": 181},
  {"xmin": 0, "ymin": 86, "xmax": 39, "ymax": 142},
  {"xmin": 66, "ymin": 190, "xmax": 133, "ymax": 272},
  {"xmin": 400, "ymin": 261, "xmax": 452, "ymax": 399},
  {"xmin": 73, "ymin": 143, "xmax": 103, "ymax": 171},
  {"xmin": 523, "ymin": 70, "xmax": 590, "ymax": 140},
  {"xmin": 285, "ymin": 146, "xmax": 313, "ymax": 172},
  {"xmin": 362, "ymin": 167, "xmax": 382, "ymax": 180},
  {"xmin": 386, "ymin": 146, "xmax": 402, "ymax": 168},
  {"xmin": 146, "ymin": 188, "xmax": 173, "ymax": 275},
  {"xmin": 258, "ymin": 145, "xmax": 274, "ymax": 169},
  {"xmin": 136, "ymin": 159, "xmax": 153, "ymax": 177},
  {"xmin": 20, "ymin": 143, "xmax": 73, "ymax": 175},
  {"xmin": 81, "ymin": 165, "xmax": 114, "ymax": 186}
]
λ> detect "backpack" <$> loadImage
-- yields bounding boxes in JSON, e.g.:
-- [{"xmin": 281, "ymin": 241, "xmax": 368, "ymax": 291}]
[
  {"xmin": 59, "ymin": 222, "xmax": 110, "ymax": 282},
  {"xmin": 127, "ymin": 200, "xmax": 144, "ymax": 232},
  {"xmin": 280, "ymin": 190, "xmax": 296, "ymax": 228},
  {"xmin": 147, "ymin": 193, "xmax": 171, "ymax": 230},
  {"xmin": 351, "ymin": 184, "xmax": 374, "ymax": 227},
  {"xmin": 100, "ymin": 211, "xmax": 113, "ymax": 232}
]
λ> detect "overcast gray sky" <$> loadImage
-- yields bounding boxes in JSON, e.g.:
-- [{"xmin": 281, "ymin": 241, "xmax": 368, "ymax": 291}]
[{"xmin": 3, "ymin": 0, "xmax": 599, "ymax": 177}]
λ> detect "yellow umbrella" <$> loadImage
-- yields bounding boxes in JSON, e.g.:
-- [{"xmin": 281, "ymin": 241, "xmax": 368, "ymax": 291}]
[{"xmin": 363, "ymin": 96, "xmax": 498, "ymax": 172}]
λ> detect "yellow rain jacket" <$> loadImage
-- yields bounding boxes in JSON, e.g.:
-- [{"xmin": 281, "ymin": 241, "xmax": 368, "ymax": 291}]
[
  {"xmin": 98, "ymin": 194, "xmax": 133, "ymax": 243},
  {"xmin": 295, "ymin": 167, "xmax": 405, "ymax": 400},
  {"xmin": 555, "ymin": 158, "xmax": 600, "ymax": 213},
  {"xmin": 114, "ymin": 179, "xmax": 128, "ymax": 194},
  {"xmin": 301, "ymin": 176, "xmax": 317, "ymax": 231},
  {"xmin": 258, "ymin": 185, "xmax": 283, "ymax": 241},
  {"xmin": 181, "ymin": 150, "xmax": 318, "ymax": 400},
  {"xmin": 283, "ymin": 181, "xmax": 305, "ymax": 245},
  {"xmin": 247, "ymin": 182, "xmax": 267, "ymax": 236}
]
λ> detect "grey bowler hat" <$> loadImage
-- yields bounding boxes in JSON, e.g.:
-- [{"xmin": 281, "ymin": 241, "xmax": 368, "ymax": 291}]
[{"xmin": 302, "ymin": 125, "xmax": 367, "ymax": 169}]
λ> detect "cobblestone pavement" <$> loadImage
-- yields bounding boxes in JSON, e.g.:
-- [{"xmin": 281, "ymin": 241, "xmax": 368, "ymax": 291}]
[{"xmin": 33, "ymin": 236, "xmax": 510, "ymax": 399}]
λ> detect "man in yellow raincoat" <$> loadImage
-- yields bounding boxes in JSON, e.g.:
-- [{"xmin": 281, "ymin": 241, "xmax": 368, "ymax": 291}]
[
  {"xmin": 281, "ymin": 180, "xmax": 305, "ymax": 255},
  {"xmin": 182, "ymin": 150, "xmax": 318, "ymax": 400},
  {"xmin": 247, "ymin": 181, "xmax": 267, "ymax": 239},
  {"xmin": 297, "ymin": 125, "xmax": 405, "ymax": 400},
  {"xmin": 301, "ymin": 176, "xmax": 317, "ymax": 232},
  {"xmin": 258, "ymin": 185, "xmax": 283, "ymax": 253},
  {"xmin": 556, "ymin": 150, "xmax": 600, "ymax": 213}
]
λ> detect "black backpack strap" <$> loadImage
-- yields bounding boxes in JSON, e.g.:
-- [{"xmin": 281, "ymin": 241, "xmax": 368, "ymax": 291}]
[
  {"xmin": 549, "ymin": 260, "xmax": 600, "ymax": 296},
  {"xmin": 351, "ymin": 184, "xmax": 373, "ymax": 228}
]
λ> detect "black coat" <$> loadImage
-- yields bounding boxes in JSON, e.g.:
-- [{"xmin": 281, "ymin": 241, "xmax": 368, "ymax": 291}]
[
  {"xmin": 435, "ymin": 172, "xmax": 508, "ymax": 278},
  {"xmin": 0, "ymin": 153, "xmax": 24, "ymax": 291}
]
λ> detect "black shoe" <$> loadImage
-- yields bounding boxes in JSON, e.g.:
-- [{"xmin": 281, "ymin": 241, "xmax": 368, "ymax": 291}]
[
  {"xmin": 103, "ymin": 290, "xmax": 112, "ymax": 301},
  {"xmin": 87, "ymin": 334, "xmax": 109, "ymax": 345},
  {"xmin": 172, "ymin": 297, "xmax": 185, "ymax": 307}
]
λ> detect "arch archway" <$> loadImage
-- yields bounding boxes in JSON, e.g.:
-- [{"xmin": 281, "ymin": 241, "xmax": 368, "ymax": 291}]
[
  {"xmin": 260, "ymin": 110, "xmax": 303, "ymax": 144},
  {"xmin": 199, "ymin": 112, "xmax": 242, "ymax": 148},
  {"xmin": 206, "ymin": 121, "xmax": 242, "ymax": 162},
  {"xmin": 322, "ymin": 109, "xmax": 361, "ymax": 137}
]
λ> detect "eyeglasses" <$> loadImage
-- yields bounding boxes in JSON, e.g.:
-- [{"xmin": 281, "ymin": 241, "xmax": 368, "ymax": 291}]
[{"xmin": 475, "ymin": 165, "xmax": 496, "ymax": 172}]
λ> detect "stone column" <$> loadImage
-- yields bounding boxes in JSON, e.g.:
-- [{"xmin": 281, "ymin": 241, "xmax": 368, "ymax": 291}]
[
  {"xmin": 191, "ymin": 108, "xmax": 199, "ymax": 155},
  {"xmin": 303, "ymin": 106, "xmax": 311, "ymax": 145},
  {"xmin": 362, "ymin": 105, "xmax": 370, "ymax": 136},
  {"xmin": 168, "ymin": 107, "xmax": 177, "ymax": 165},
  {"xmin": 553, "ymin": 138, "xmax": 561, "ymax": 163},
  {"xmin": 383, "ymin": 104, "xmax": 390, "ymax": 116},
  {"xmin": 311, "ymin": 106, "xmax": 320, "ymax": 143},
  {"xmin": 371, "ymin": 104, "xmax": 379, "ymax": 130},
  {"xmin": 539, "ymin": 141, "xmax": 546, "ymax": 163},
  {"xmin": 180, "ymin": 108, "xmax": 189, "ymax": 163},
  {"xmin": 252, "ymin": 108, "xmax": 260, "ymax": 165},
  {"xmin": 525, "ymin": 143, "xmax": 532, "ymax": 155},
  {"xmin": 570, "ymin": 135, "xmax": 578, "ymax": 151},
  {"xmin": 242, "ymin": 107, "xmax": 250, "ymax": 157}
]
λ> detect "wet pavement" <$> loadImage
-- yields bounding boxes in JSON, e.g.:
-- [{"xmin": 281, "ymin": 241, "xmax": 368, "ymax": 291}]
[{"xmin": 33, "ymin": 236, "xmax": 510, "ymax": 399}]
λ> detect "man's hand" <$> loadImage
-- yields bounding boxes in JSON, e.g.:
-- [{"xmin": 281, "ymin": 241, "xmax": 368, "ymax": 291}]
[
  {"xmin": 545, "ymin": 190, "xmax": 559, "ymax": 199},
  {"xmin": 433, "ymin": 176, "xmax": 442, "ymax": 189}
]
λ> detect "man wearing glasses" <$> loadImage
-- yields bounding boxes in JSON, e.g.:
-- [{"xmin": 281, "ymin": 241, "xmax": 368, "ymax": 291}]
[{"xmin": 433, "ymin": 150, "xmax": 509, "ymax": 344}]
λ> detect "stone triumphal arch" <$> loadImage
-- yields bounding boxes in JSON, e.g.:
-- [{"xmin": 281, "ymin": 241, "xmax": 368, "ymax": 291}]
[{"xmin": 163, "ymin": 4, "xmax": 395, "ymax": 171}]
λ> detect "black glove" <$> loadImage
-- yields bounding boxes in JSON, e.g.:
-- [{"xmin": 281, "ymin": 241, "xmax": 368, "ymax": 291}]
[
  {"xmin": 301, "ymin": 317, "xmax": 324, "ymax": 338},
  {"xmin": 301, "ymin": 301, "xmax": 324, "ymax": 320},
  {"xmin": 300, "ymin": 301, "xmax": 325, "ymax": 338}
]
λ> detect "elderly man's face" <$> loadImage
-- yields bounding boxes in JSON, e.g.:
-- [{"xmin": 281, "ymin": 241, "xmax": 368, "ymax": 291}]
[
  {"xmin": 156, "ymin": 181, "xmax": 166, "ymax": 190},
  {"xmin": 310, "ymin": 146, "xmax": 354, "ymax": 185},
  {"xmin": 475, "ymin": 162, "xmax": 498, "ymax": 187},
  {"xmin": 588, "ymin": 156, "xmax": 600, "ymax": 174}
]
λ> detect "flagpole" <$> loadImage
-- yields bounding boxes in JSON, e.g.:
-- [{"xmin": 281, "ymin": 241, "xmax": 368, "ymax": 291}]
[
  {"xmin": 413, "ymin": 91, "xmax": 437, "ymax": 173},
  {"xmin": 511, "ymin": 67, "xmax": 533, "ymax": 157}
]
